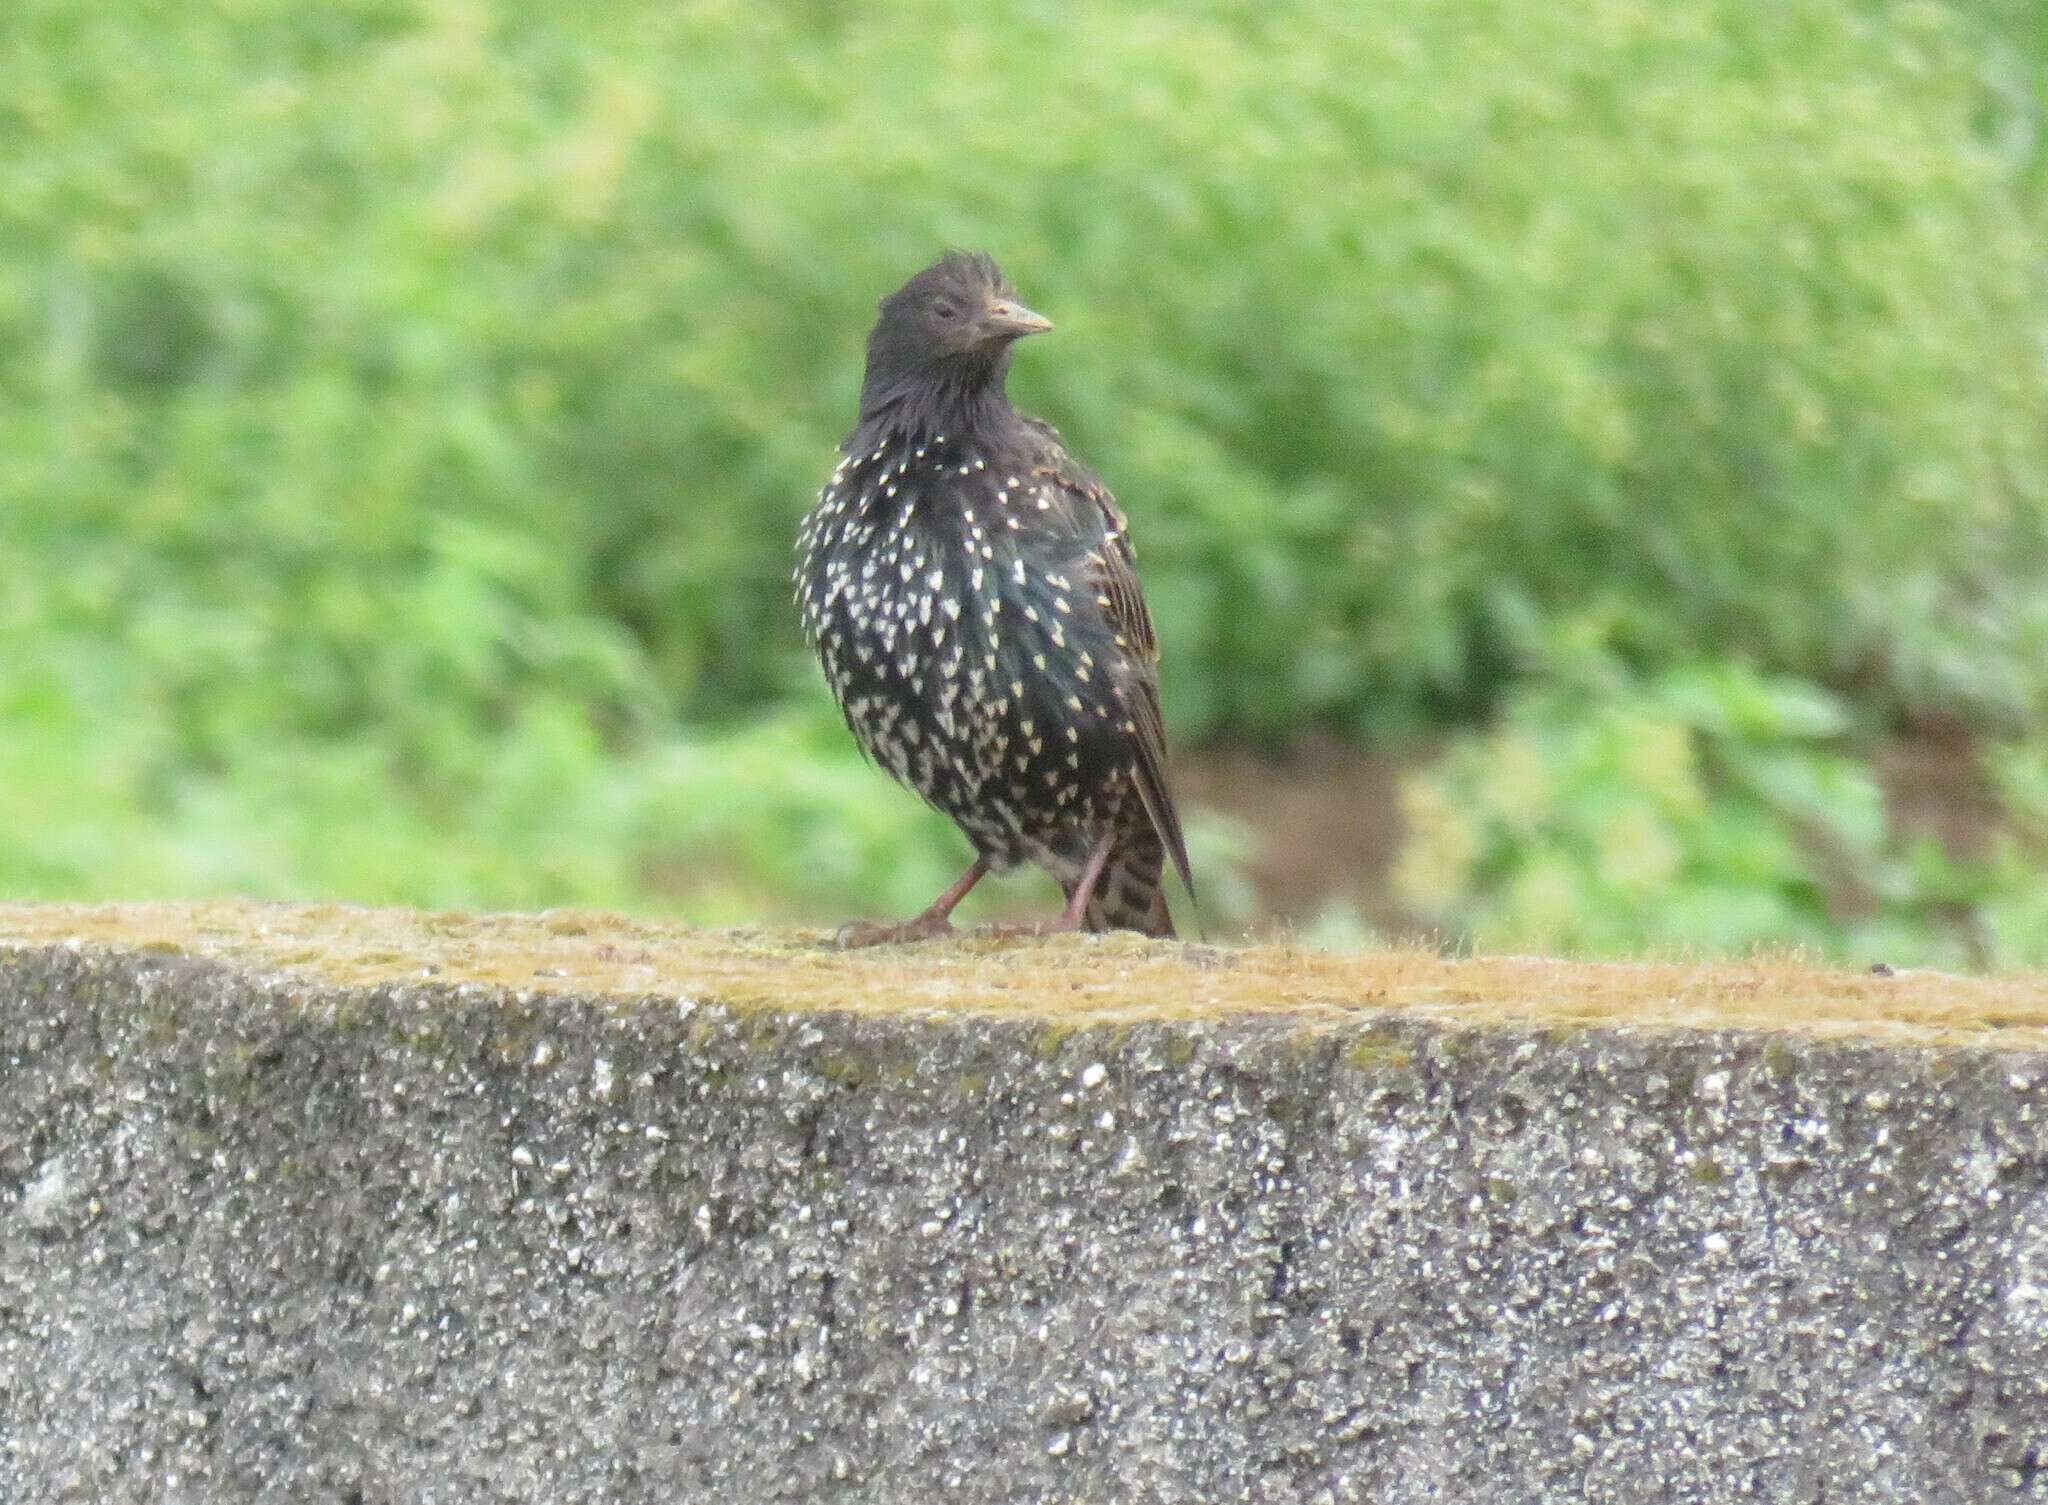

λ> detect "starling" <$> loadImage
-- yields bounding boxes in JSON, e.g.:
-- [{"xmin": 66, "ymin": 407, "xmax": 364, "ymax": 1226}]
[{"xmin": 795, "ymin": 251, "xmax": 1195, "ymax": 943}]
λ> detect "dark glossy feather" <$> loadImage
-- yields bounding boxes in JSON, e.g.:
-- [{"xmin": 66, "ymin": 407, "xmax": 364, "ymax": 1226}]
[
  {"xmin": 794, "ymin": 253, "xmax": 1192, "ymax": 935},
  {"xmin": 1018, "ymin": 420, "xmax": 1197, "ymax": 915}
]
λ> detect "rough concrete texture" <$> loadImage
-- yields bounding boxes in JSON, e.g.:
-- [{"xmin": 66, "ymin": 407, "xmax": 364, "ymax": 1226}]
[{"xmin": 0, "ymin": 914, "xmax": 2045, "ymax": 1503}]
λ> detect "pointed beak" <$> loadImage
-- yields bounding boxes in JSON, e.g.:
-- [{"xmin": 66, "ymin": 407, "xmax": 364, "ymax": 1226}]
[{"xmin": 984, "ymin": 299, "xmax": 1053, "ymax": 339}]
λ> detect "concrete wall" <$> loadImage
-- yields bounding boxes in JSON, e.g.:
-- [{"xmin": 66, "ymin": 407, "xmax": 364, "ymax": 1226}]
[{"xmin": 1, "ymin": 935, "xmax": 2044, "ymax": 1503}]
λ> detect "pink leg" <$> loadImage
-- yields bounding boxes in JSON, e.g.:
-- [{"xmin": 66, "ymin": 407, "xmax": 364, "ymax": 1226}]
[
  {"xmin": 979, "ymin": 829, "xmax": 1118, "ymax": 939},
  {"xmin": 1054, "ymin": 829, "xmax": 1117, "ymax": 931},
  {"xmin": 835, "ymin": 856, "xmax": 989, "ymax": 948}
]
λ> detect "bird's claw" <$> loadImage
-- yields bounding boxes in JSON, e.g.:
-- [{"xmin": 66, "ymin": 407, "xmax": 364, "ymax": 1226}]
[{"xmin": 833, "ymin": 912, "xmax": 959, "ymax": 949}]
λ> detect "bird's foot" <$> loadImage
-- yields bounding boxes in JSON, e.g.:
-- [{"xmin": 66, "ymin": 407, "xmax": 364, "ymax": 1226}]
[{"xmin": 833, "ymin": 911, "xmax": 959, "ymax": 949}]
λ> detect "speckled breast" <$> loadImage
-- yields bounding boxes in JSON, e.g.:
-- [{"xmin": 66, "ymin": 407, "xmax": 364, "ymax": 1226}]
[{"xmin": 795, "ymin": 433, "xmax": 1139, "ymax": 868}]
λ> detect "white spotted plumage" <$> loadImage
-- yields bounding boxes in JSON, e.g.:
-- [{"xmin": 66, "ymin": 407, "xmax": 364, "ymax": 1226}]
[
  {"xmin": 794, "ymin": 250, "xmax": 1193, "ymax": 936},
  {"xmin": 796, "ymin": 430, "xmax": 1154, "ymax": 881}
]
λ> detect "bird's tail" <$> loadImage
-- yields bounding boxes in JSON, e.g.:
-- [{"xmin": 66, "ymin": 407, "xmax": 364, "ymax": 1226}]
[{"xmin": 1076, "ymin": 821, "xmax": 1175, "ymax": 938}]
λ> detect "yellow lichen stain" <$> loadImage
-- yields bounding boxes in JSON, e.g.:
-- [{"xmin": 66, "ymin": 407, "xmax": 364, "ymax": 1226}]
[
  {"xmin": 817, "ymin": 1052, "xmax": 874, "ymax": 1089},
  {"xmin": 1035, "ymin": 1021, "xmax": 1081, "ymax": 1058},
  {"xmin": 1342, "ymin": 1033, "xmax": 1415, "ymax": 1072},
  {"xmin": 0, "ymin": 900, "xmax": 2041, "ymax": 1050}
]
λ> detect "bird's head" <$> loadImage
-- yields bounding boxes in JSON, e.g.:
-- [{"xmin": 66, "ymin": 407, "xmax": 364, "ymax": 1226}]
[{"xmin": 859, "ymin": 251, "xmax": 1051, "ymax": 427}]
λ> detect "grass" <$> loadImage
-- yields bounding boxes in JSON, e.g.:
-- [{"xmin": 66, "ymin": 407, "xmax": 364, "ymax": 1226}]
[{"xmin": 1, "ymin": 901, "xmax": 2043, "ymax": 1050}]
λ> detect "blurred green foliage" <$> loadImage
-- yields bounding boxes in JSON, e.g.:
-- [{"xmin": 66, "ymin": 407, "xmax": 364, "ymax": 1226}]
[
  {"xmin": 1396, "ymin": 649, "xmax": 2048, "ymax": 966},
  {"xmin": 2, "ymin": 0, "xmax": 2045, "ymax": 958}
]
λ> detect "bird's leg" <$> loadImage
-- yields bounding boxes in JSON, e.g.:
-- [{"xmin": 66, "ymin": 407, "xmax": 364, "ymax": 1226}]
[
  {"xmin": 920, "ymin": 854, "xmax": 992, "ymax": 927},
  {"xmin": 980, "ymin": 829, "xmax": 1117, "ymax": 939},
  {"xmin": 1053, "ymin": 829, "xmax": 1117, "ymax": 931},
  {"xmin": 834, "ymin": 857, "xmax": 989, "ymax": 948}
]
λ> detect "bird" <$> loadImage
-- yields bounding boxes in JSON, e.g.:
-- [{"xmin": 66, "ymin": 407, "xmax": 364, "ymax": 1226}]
[{"xmin": 794, "ymin": 251, "xmax": 1195, "ymax": 944}]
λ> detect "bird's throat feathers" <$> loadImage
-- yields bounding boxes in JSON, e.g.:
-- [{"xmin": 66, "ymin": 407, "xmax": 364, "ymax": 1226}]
[{"xmin": 855, "ymin": 346, "xmax": 1017, "ymax": 449}]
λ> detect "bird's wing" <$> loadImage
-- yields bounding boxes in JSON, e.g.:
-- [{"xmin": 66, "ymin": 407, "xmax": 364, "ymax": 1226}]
[{"xmin": 1026, "ymin": 428, "xmax": 1197, "ymax": 915}]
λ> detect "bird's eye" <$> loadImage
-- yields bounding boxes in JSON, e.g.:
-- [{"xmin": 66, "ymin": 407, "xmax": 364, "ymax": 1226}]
[{"xmin": 932, "ymin": 300, "xmax": 959, "ymax": 321}]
